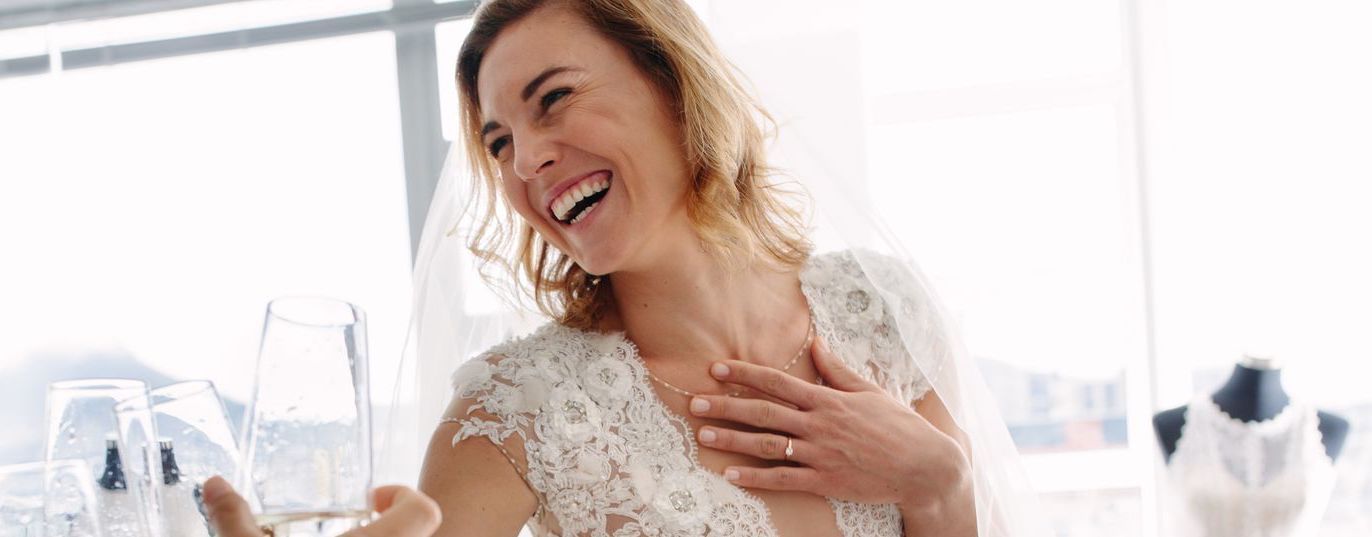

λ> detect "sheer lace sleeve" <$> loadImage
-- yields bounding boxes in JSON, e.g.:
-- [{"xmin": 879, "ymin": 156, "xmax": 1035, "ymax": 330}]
[
  {"xmin": 802, "ymin": 249, "xmax": 957, "ymax": 406},
  {"xmin": 445, "ymin": 349, "xmax": 548, "ymax": 517},
  {"xmin": 859, "ymin": 249, "xmax": 956, "ymax": 405}
]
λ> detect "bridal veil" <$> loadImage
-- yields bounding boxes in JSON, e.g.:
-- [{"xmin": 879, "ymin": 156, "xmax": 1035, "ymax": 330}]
[{"xmin": 381, "ymin": 2, "xmax": 1050, "ymax": 535}]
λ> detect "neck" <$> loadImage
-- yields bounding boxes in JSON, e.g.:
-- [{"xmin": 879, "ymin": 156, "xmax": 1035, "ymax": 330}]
[
  {"xmin": 601, "ymin": 239, "xmax": 809, "ymax": 369},
  {"xmin": 1211, "ymin": 363, "xmax": 1290, "ymax": 422}
]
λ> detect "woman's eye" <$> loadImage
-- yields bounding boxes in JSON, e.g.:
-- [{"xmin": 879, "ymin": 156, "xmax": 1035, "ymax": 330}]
[
  {"xmin": 540, "ymin": 88, "xmax": 571, "ymax": 110},
  {"xmin": 488, "ymin": 136, "xmax": 510, "ymax": 159}
]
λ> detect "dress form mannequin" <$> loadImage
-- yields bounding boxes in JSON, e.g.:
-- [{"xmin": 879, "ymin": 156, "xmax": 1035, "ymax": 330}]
[{"xmin": 1153, "ymin": 354, "xmax": 1349, "ymax": 462}]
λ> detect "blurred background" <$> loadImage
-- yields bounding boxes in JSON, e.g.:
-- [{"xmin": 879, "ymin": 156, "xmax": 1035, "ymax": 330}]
[{"xmin": 1, "ymin": 1, "xmax": 1369, "ymax": 535}]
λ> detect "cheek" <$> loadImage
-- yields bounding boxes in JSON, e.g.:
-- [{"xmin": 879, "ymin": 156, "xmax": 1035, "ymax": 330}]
[
  {"xmin": 497, "ymin": 169, "xmax": 563, "ymax": 245},
  {"xmin": 498, "ymin": 169, "xmax": 538, "ymax": 220}
]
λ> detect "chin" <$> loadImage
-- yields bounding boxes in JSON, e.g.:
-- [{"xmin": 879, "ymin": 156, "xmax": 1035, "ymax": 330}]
[
  {"xmin": 571, "ymin": 255, "xmax": 615, "ymax": 278},
  {"xmin": 569, "ymin": 244, "xmax": 633, "ymax": 278}
]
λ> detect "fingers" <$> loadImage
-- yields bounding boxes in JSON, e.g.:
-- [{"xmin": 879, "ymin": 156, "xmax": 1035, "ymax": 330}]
[
  {"xmin": 200, "ymin": 477, "xmax": 441, "ymax": 537},
  {"xmin": 723, "ymin": 465, "xmax": 822, "ymax": 494},
  {"xmin": 698, "ymin": 426, "xmax": 809, "ymax": 463},
  {"xmin": 370, "ymin": 485, "xmax": 407, "ymax": 513},
  {"xmin": 347, "ymin": 486, "xmax": 442, "ymax": 537},
  {"xmin": 709, "ymin": 360, "xmax": 823, "ymax": 409},
  {"xmin": 810, "ymin": 335, "xmax": 880, "ymax": 393},
  {"xmin": 202, "ymin": 476, "xmax": 264, "ymax": 537},
  {"xmin": 689, "ymin": 395, "xmax": 809, "ymax": 435}
]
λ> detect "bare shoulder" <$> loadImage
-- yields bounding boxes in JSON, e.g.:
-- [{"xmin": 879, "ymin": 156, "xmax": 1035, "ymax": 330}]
[
  {"xmin": 420, "ymin": 377, "xmax": 539, "ymax": 537},
  {"xmin": 416, "ymin": 322, "xmax": 604, "ymax": 535},
  {"xmin": 419, "ymin": 332, "xmax": 561, "ymax": 537}
]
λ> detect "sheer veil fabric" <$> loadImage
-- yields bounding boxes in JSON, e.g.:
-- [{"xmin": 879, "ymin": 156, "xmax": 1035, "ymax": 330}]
[{"xmin": 380, "ymin": 2, "xmax": 1049, "ymax": 535}]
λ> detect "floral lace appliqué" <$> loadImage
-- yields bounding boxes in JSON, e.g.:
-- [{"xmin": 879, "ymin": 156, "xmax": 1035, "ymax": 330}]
[{"xmin": 449, "ymin": 249, "xmax": 940, "ymax": 536}]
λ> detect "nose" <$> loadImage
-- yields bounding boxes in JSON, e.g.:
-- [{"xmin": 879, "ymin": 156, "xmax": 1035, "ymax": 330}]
[{"xmin": 512, "ymin": 130, "xmax": 559, "ymax": 182}]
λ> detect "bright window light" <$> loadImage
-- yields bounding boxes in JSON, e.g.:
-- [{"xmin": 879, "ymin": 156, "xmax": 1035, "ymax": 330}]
[
  {"xmin": 0, "ymin": 31, "xmax": 410, "ymax": 464},
  {"xmin": 48, "ymin": 0, "xmax": 392, "ymax": 51}
]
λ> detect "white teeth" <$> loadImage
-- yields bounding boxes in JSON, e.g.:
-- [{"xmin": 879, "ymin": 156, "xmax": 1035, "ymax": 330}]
[
  {"xmin": 552, "ymin": 176, "xmax": 611, "ymax": 221},
  {"xmin": 570, "ymin": 201, "xmax": 600, "ymax": 224}
]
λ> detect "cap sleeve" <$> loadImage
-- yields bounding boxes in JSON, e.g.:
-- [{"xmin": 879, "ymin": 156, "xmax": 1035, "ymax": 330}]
[
  {"xmin": 444, "ymin": 342, "xmax": 553, "ymax": 517},
  {"xmin": 839, "ymin": 248, "xmax": 958, "ymax": 404}
]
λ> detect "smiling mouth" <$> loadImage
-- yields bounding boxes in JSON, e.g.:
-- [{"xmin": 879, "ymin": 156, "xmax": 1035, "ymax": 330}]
[{"xmin": 551, "ymin": 174, "xmax": 612, "ymax": 225}]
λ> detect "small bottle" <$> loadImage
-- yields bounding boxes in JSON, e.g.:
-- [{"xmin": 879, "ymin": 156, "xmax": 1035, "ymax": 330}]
[
  {"xmin": 95, "ymin": 436, "xmax": 138, "ymax": 536},
  {"xmin": 160, "ymin": 439, "xmax": 181, "ymax": 485},
  {"xmin": 97, "ymin": 438, "xmax": 127, "ymax": 490},
  {"xmin": 159, "ymin": 439, "xmax": 212, "ymax": 537}
]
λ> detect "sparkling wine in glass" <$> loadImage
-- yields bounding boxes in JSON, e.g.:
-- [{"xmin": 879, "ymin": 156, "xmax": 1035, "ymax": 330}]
[{"xmin": 241, "ymin": 297, "xmax": 373, "ymax": 536}]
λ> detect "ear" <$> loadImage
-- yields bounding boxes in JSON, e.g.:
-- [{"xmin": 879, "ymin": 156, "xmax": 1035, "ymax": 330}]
[{"xmin": 810, "ymin": 335, "xmax": 879, "ymax": 393}]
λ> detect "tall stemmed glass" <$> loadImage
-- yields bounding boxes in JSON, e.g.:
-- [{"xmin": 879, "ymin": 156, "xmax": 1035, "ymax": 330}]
[
  {"xmin": 43, "ymin": 380, "xmax": 151, "ymax": 537},
  {"xmin": 241, "ymin": 297, "xmax": 372, "ymax": 536},
  {"xmin": 115, "ymin": 380, "xmax": 241, "ymax": 537}
]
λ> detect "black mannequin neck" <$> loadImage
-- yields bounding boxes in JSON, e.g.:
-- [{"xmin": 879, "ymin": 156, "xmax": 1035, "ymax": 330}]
[
  {"xmin": 1157, "ymin": 360, "xmax": 1350, "ymax": 462},
  {"xmin": 1211, "ymin": 363, "xmax": 1291, "ymax": 422}
]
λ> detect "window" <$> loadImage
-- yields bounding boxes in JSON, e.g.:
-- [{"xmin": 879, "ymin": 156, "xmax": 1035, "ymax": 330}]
[
  {"xmin": 435, "ymin": 18, "xmax": 473, "ymax": 142},
  {"xmin": 49, "ymin": 0, "xmax": 392, "ymax": 50},
  {"xmin": 0, "ymin": 29, "xmax": 411, "ymax": 466},
  {"xmin": 851, "ymin": 2, "xmax": 1146, "ymax": 534},
  {"xmin": 1148, "ymin": 3, "xmax": 1372, "ymax": 534}
]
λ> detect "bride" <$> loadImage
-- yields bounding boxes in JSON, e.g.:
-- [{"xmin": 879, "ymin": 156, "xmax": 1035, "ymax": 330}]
[{"xmin": 409, "ymin": 1, "xmax": 1041, "ymax": 536}]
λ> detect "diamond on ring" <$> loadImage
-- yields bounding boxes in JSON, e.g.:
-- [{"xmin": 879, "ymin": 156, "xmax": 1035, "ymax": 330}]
[{"xmin": 784, "ymin": 437, "xmax": 794, "ymax": 460}]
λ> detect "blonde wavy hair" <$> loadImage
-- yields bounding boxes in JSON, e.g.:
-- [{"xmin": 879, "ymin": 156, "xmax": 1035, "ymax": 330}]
[{"xmin": 456, "ymin": 0, "xmax": 812, "ymax": 330}]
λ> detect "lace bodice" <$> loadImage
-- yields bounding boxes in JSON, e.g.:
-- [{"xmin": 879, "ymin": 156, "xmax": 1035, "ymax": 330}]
[
  {"xmin": 1164, "ymin": 395, "xmax": 1336, "ymax": 537},
  {"xmin": 446, "ymin": 250, "xmax": 940, "ymax": 536}
]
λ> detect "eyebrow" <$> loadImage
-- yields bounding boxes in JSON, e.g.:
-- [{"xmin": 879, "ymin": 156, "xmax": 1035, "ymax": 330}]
[
  {"xmin": 521, "ymin": 65, "xmax": 578, "ymax": 101},
  {"xmin": 481, "ymin": 65, "xmax": 580, "ymax": 139},
  {"xmin": 481, "ymin": 121, "xmax": 501, "ymax": 138}
]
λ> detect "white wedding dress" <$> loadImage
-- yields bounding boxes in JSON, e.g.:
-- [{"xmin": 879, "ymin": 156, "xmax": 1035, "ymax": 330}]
[
  {"xmin": 1164, "ymin": 395, "xmax": 1336, "ymax": 537},
  {"xmin": 442, "ymin": 249, "xmax": 947, "ymax": 536}
]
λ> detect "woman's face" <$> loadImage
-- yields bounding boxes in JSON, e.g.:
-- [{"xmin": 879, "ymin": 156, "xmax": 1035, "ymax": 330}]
[{"xmin": 476, "ymin": 5, "xmax": 692, "ymax": 276}]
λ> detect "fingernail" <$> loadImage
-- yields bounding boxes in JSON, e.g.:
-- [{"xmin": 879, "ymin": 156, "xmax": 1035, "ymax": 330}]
[
  {"xmin": 724, "ymin": 468, "xmax": 740, "ymax": 481},
  {"xmin": 690, "ymin": 397, "xmax": 710, "ymax": 414},
  {"xmin": 711, "ymin": 363, "xmax": 730, "ymax": 378},
  {"xmin": 699, "ymin": 428, "xmax": 717, "ymax": 444}
]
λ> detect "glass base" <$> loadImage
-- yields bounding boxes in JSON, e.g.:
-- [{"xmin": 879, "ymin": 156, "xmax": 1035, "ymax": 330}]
[{"xmin": 256, "ymin": 509, "xmax": 370, "ymax": 537}]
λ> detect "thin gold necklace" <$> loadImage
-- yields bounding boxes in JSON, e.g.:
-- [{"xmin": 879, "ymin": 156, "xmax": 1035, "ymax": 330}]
[{"xmin": 644, "ymin": 313, "xmax": 817, "ymax": 398}]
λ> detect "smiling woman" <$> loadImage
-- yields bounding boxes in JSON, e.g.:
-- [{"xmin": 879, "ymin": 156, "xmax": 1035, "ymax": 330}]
[
  {"xmin": 405, "ymin": 1, "xmax": 1044, "ymax": 536},
  {"xmin": 452, "ymin": 0, "xmax": 809, "ymax": 331}
]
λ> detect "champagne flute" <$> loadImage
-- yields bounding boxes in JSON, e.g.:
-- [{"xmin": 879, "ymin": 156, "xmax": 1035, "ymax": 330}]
[
  {"xmin": 44, "ymin": 380, "xmax": 151, "ymax": 537},
  {"xmin": 115, "ymin": 380, "xmax": 241, "ymax": 537},
  {"xmin": 0, "ymin": 459, "xmax": 105, "ymax": 537},
  {"xmin": 241, "ymin": 297, "xmax": 373, "ymax": 536}
]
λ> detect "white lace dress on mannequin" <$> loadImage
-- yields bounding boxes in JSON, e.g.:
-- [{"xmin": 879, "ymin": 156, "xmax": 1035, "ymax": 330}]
[
  {"xmin": 443, "ymin": 250, "xmax": 944, "ymax": 536},
  {"xmin": 1164, "ymin": 395, "xmax": 1336, "ymax": 537}
]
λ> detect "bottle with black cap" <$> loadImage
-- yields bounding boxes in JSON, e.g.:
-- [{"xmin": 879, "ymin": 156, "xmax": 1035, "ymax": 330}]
[
  {"xmin": 159, "ymin": 439, "xmax": 212, "ymax": 537},
  {"xmin": 98, "ymin": 437, "xmax": 127, "ymax": 491},
  {"xmin": 95, "ymin": 435, "xmax": 139, "ymax": 536},
  {"xmin": 160, "ymin": 439, "xmax": 181, "ymax": 485}
]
